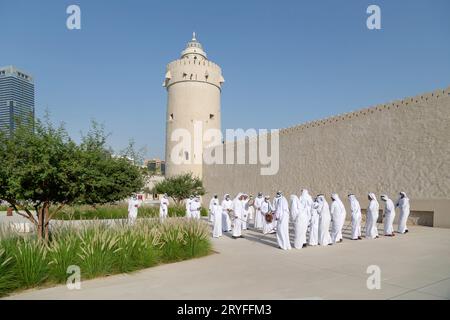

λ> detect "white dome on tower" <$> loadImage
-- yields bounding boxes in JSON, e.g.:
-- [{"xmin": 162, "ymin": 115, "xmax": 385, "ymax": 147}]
[{"xmin": 181, "ymin": 32, "xmax": 207, "ymax": 59}]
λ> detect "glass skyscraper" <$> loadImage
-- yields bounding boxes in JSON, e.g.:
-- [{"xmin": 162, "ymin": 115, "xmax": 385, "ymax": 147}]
[{"xmin": 0, "ymin": 66, "xmax": 35, "ymax": 135}]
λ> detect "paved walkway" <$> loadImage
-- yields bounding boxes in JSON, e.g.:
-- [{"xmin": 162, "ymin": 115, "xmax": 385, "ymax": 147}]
[{"xmin": 3, "ymin": 219, "xmax": 450, "ymax": 299}]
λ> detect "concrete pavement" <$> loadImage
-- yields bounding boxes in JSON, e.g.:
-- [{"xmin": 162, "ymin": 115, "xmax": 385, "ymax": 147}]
[{"xmin": 4, "ymin": 220, "xmax": 450, "ymax": 300}]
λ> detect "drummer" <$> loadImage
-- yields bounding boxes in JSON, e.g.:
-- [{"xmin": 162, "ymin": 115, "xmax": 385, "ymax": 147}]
[{"xmin": 261, "ymin": 195, "xmax": 276, "ymax": 234}]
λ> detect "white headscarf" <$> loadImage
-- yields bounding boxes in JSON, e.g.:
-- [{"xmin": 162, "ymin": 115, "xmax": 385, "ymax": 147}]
[
  {"xmin": 290, "ymin": 194, "xmax": 300, "ymax": 220},
  {"xmin": 233, "ymin": 192, "xmax": 244, "ymax": 208},
  {"xmin": 331, "ymin": 193, "xmax": 345, "ymax": 208},
  {"xmin": 396, "ymin": 191, "xmax": 409, "ymax": 207},
  {"xmin": 317, "ymin": 194, "xmax": 329, "ymax": 212},
  {"xmin": 368, "ymin": 192, "xmax": 378, "ymax": 203},
  {"xmin": 400, "ymin": 192, "xmax": 408, "ymax": 200},
  {"xmin": 348, "ymin": 194, "xmax": 357, "ymax": 203},
  {"xmin": 348, "ymin": 194, "xmax": 360, "ymax": 212},
  {"xmin": 300, "ymin": 189, "xmax": 312, "ymax": 201}
]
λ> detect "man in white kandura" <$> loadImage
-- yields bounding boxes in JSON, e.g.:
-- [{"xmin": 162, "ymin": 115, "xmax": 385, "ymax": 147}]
[
  {"xmin": 159, "ymin": 193, "xmax": 169, "ymax": 221},
  {"xmin": 290, "ymin": 194, "xmax": 308, "ymax": 249},
  {"xmin": 212, "ymin": 200, "xmax": 223, "ymax": 238},
  {"xmin": 366, "ymin": 193, "xmax": 380, "ymax": 239},
  {"xmin": 242, "ymin": 194, "xmax": 249, "ymax": 230},
  {"xmin": 247, "ymin": 195, "xmax": 255, "ymax": 225},
  {"xmin": 185, "ymin": 195, "xmax": 194, "ymax": 218},
  {"xmin": 348, "ymin": 194, "xmax": 362, "ymax": 240},
  {"xmin": 262, "ymin": 195, "xmax": 275, "ymax": 234},
  {"xmin": 128, "ymin": 194, "xmax": 141, "ymax": 225},
  {"xmin": 254, "ymin": 192, "xmax": 264, "ymax": 230},
  {"xmin": 299, "ymin": 189, "xmax": 313, "ymax": 227},
  {"xmin": 209, "ymin": 194, "xmax": 219, "ymax": 223},
  {"xmin": 381, "ymin": 194, "xmax": 396, "ymax": 237},
  {"xmin": 273, "ymin": 191, "xmax": 291, "ymax": 250},
  {"xmin": 232, "ymin": 193, "xmax": 245, "ymax": 239},
  {"xmin": 221, "ymin": 194, "xmax": 233, "ymax": 232},
  {"xmin": 190, "ymin": 196, "xmax": 201, "ymax": 220},
  {"xmin": 315, "ymin": 195, "xmax": 332, "ymax": 246},
  {"xmin": 396, "ymin": 192, "xmax": 410, "ymax": 234},
  {"xmin": 308, "ymin": 197, "xmax": 319, "ymax": 246},
  {"xmin": 330, "ymin": 193, "xmax": 346, "ymax": 243}
]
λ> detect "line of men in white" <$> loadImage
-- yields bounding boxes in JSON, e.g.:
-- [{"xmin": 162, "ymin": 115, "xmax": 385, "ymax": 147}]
[
  {"xmin": 128, "ymin": 190, "xmax": 410, "ymax": 251},
  {"xmin": 200, "ymin": 190, "xmax": 410, "ymax": 250},
  {"xmin": 127, "ymin": 193, "xmax": 202, "ymax": 223}
]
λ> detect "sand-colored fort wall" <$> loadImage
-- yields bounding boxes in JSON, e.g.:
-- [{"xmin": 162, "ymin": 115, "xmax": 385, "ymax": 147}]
[{"xmin": 202, "ymin": 87, "xmax": 450, "ymax": 227}]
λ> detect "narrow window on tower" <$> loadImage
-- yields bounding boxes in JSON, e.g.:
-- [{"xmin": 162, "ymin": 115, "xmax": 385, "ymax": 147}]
[
  {"xmin": 209, "ymin": 114, "xmax": 215, "ymax": 120},
  {"xmin": 184, "ymin": 151, "xmax": 189, "ymax": 160},
  {"xmin": 170, "ymin": 113, "xmax": 174, "ymax": 121}
]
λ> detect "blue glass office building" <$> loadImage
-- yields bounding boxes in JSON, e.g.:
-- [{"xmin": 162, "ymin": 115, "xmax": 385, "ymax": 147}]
[{"xmin": 0, "ymin": 66, "xmax": 35, "ymax": 135}]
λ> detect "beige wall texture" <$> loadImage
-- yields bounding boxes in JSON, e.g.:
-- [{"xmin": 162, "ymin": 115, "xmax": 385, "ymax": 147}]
[{"xmin": 202, "ymin": 87, "xmax": 450, "ymax": 227}]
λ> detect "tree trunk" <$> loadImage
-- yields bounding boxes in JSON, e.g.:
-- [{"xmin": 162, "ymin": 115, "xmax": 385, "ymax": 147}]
[
  {"xmin": 44, "ymin": 203, "xmax": 49, "ymax": 242},
  {"xmin": 37, "ymin": 202, "xmax": 50, "ymax": 242},
  {"xmin": 37, "ymin": 206, "xmax": 44, "ymax": 240}
]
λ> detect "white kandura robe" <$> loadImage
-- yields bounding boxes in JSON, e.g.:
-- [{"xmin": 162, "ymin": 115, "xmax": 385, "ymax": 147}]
[
  {"xmin": 212, "ymin": 204, "xmax": 223, "ymax": 238},
  {"xmin": 383, "ymin": 198, "xmax": 396, "ymax": 235},
  {"xmin": 273, "ymin": 196, "xmax": 291, "ymax": 250},
  {"xmin": 232, "ymin": 198, "xmax": 245, "ymax": 237},
  {"xmin": 209, "ymin": 198, "xmax": 218, "ymax": 222},
  {"xmin": 308, "ymin": 205, "xmax": 319, "ymax": 246},
  {"xmin": 396, "ymin": 195, "xmax": 410, "ymax": 234},
  {"xmin": 128, "ymin": 198, "xmax": 140, "ymax": 224},
  {"xmin": 248, "ymin": 204, "xmax": 254, "ymax": 222},
  {"xmin": 299, "ymin": 190, "xmax": 313, "ymax": 228},
  {"xmin": 189, "ymin": 200, "xmax": 201, "ymax": 220},
  {"xmin": 185, "ymin": 199, "xmax": 192, "ymax": 218},
  {"xmin": 316, "ymin": 198, "xmax": 332, "ymax": 246},
  {"xmin": 242, "ymin": 198, "xmax": 249, "ymax": 230},
  {"xmin": 366, "ymin": 195, "xmax": 379, "ymax": 239},
  {"xmin": 291, "ymin": 195, "xmax": 308, "ymax": 249},
  {"xmin": 221, "ymin": 199, "xmax": 233, "ymax": 232},
  {"xmin": 349, "ymin": 195, "xmax": 362, "ymax": 240},
  {"xmin": 159, "ymin": 197, "xmax": 169, "ymax": 221},
  {"xmin": 261, "ymin": 200, "xmax": 275, "ymax": 234},
  {"xmin": 330, "ymin": 195, "xmax": 346, "ymax": 243},
  {"xmin": 254, "ymin": 196, "xmax": 265, "ymax": 230}
]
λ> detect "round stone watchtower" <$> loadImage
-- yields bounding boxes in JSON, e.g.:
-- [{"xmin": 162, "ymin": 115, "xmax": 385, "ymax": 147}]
[{"xmin": 163, "ymin": 33, "xmax": 224, "ymax": 178}]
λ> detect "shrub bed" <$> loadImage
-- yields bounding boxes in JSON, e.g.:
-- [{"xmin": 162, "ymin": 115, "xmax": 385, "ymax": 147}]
[
  {"xmin": 50, "ymin": 204, "xmax": 208, "ymax": 220},
  {"xmin": 0, "ymin": 218, "xmax": 211, "ymax": 297}
]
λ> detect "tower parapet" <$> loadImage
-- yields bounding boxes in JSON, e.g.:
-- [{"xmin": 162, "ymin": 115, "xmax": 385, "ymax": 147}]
[{"xmin": 164, "ymin": 59, "xmax": 224, "ymax": 90}]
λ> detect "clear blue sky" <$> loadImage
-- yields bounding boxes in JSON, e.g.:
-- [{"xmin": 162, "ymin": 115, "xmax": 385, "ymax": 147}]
[{"xmin": 1, "ymin": 0, "xmax": 449, "ymax": 159}]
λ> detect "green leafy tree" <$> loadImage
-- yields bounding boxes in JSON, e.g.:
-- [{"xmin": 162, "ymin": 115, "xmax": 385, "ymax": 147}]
[
  {"xmin": 153, "ymin": 173, "xmax": 205, "ymax": 206},
  {"xmin": 0, "ymin": 116, "xmax": 144, "ymax": 241},
  {"xmin": 74, "ymin": 123, "xmax": 145, "ymax": 206}
]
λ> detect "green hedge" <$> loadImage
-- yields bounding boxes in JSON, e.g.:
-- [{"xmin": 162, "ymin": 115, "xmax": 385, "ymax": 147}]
[{"xmin": 50, "ymin": 204, "xmax": 208, "ymax": 220}]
